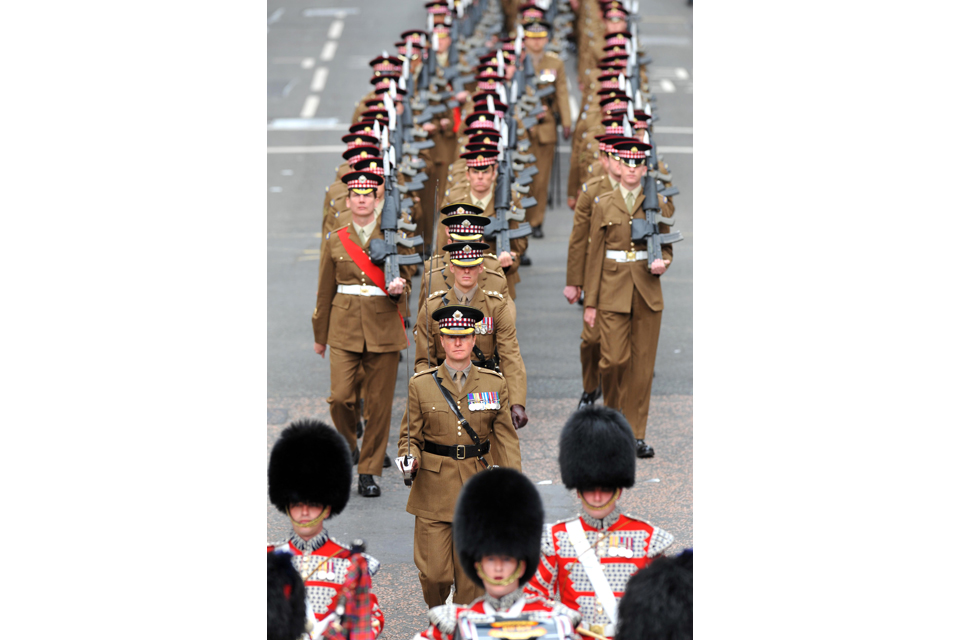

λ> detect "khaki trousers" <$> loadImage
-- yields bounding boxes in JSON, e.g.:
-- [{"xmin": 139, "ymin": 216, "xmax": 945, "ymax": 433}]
[
  {"xmin": 414, "ymin": 516, "xmax": 485, "ymax": 608},
  {"xmin": 526, "ymin": 134, "xmax": 556, "ymax": 229},
  {"xmin": 597, "ymin": 286, "xmax": 662, "ymax": 439},
  {"xmin": 580, "ymin": 316, "xmax": 601, "ymax": 394},
  {"xmin": 328, "ymin": 347, "xmax": 399, "ymax": 475}
]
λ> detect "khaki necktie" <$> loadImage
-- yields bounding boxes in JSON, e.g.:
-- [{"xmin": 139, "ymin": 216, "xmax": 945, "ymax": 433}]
[
  {"xmin": 475, "ymin": 200, "xmax": 484, "ymax": 209},
  {"xmin": 625, "ymin": 191, "xmax": 635, "ymax": 212}
]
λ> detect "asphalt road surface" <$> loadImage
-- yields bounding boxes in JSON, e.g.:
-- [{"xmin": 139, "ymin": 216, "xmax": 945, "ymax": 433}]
[{"xmin": 267, "ymin": 2, "xmax": 692, "ymax": 637}]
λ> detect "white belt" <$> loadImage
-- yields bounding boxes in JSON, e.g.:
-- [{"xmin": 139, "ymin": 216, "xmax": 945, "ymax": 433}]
[
  {"xmin": 337, "ymin": 284, "xmax": 386, "ymax": 296},
  {"xmin": 605, "ymin": 249, "xmax": 648, "ymax": 262}
]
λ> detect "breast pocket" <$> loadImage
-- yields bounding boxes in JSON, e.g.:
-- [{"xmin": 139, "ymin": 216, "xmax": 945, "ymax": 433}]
[{"xmin": 419, "ymin": 401, "xmax": 449, "ymax": 432}]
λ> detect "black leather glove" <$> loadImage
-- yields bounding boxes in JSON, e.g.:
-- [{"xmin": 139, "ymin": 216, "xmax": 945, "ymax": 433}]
[{"xmin": 510, "ymin": 404, "xmax": 528, "ymax": 430}]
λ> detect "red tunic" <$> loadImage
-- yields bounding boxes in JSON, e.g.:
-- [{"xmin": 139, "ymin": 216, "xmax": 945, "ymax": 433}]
[
  {"xmin": 523, "ymin": 512, "xmax": 673, "ymax": 638},
  {"xmin": 268, "ymin": 535, "xmax": 385, "ymax": 638}
]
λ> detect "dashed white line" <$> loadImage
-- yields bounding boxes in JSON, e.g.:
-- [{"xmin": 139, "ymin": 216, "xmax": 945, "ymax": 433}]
[
  {"xmin": 656, "ymin": 146, "xmax": 693, "ymax": 154},
  {"xmin": 659, "ymin": 79, "xmax": 676, "ymax": 93},
  {"xmin": 311, "ymin": 67, "xmax": 329, "ymax": 92},
  {"xmin": 301, "ymin": 58, "xmax": 315, "ymax": 69},
  {"xmin": 267, "ymin": 8, "xmax": 284, "ymax": 25},
  {"xmin": 328, "ymin": 20, "xmax": 344, "ymax": 39},
  {"xmin": 300, "ymin": 96, "xmax": 320, "ymax": 118},
  {"xmin": 675, "ymin": 68, "xmax": 689, "ymax": 80},
  {"xmin": 320, "ymin": 42, "xmax": 338, "ymax": 61},
  {"xmin": 654, "ymin": 126, "xmax": 693, "ymax": 134}
]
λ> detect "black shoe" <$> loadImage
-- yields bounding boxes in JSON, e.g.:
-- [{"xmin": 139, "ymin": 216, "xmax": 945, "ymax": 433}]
[
  {"xmin": 636, "ymin": 439, "xmax": 655, "ymax": 459},
  {"xmin": 520, "ymin": 254, "xmax": 531, "ymax": 266},
  {"xmin": 356, "ymin": 419, "xmax": 364, "ymax": 440},
  {"xmin": 358, "ymin": 474, "xmax": 381, "ymax": 497},
  {"xmin": 532, "ymin": 225, "xmax": 544, "ymax": 238},
  {"xmin": 352, "ymin": 448, "xmax": 360, "ymax": 465},
  {"xmin": 383, "ymin": 454, "xmax": 392, "ymax": 468},
  {"xmin": 577, "ymin": 387, "xmax": 602, "ymax": 410}
]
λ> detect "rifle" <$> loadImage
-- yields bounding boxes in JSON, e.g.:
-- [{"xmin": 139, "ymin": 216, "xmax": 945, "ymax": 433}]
[
  {"xmin": 486, "ymin": 117, "xmax": 531, "ymax": 258},
  {"xmin": 369, "ymin": 146, "xmax": 424, "ymax": 285},
  {"xmin": 630, "ymin": 143, "xmax": 683, "ymax": 273}
]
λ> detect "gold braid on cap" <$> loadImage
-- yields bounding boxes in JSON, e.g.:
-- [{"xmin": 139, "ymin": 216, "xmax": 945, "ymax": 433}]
[{"xmin": 474, "ymin": 560, "xmax": 526, "ymax": 586}]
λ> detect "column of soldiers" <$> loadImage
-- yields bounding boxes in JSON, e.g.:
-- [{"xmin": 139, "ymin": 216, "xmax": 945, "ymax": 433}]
[{"xmin": 283, "ymin": 2, "xmax": 690, "ymax": 640}]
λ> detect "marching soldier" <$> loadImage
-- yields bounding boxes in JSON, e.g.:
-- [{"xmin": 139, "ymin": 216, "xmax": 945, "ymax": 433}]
[
  {"xmin": 267, "ymin": 419, "xmax": 386, "ymax": 639},
  {"xmin": 524, "ymin": 405, "xmax": 674, "ymax": 639},
  {"xmin": 412, "ymin": 468, "xmax": 582, "ymax": 640},
  {"xmin": 313, "ymin": 170, "xmax": 410, "ymax": 497},
  {"xmin": 582, "ymin": 138, "xmax": 673, "ymax": 458},
  {"xmin": 398, "ymin": 304, "xmax": 521, "ymax": 608},
  {"xmin": 416, "ymin": 241, "xmax": 528, "ymax": 430},
  {"xmin": 519, "ymin": 21, "xmax": 571, "ymax": 238}
]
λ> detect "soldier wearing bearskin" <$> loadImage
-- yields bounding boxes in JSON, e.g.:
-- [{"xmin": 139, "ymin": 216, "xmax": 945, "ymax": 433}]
[
  {"xmin": 524, "ymin": 406, "xmax": 674, "ymax": 639},
  {"xmin": 413, "ymin": 468, "xmax": 582, "ymax": 640},
  {"xmin": 615, "ymin": 549, "xmax": 693, "ymax": 640},
  {"xmin": 267, "ymin": 419, "xmax": 385, "ymax": 639}
]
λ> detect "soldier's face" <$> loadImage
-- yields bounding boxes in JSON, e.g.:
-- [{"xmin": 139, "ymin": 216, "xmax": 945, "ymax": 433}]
[
  {"xmin": 579, "ymin": 488, "xmax": 620, "ymax": 519},
  {"xmin": 348, "ymin": 190, "xmax": 377, "ymax": 217},
  {"xmin": 436, "ymin": 34, "xmax": 451, "ymax": 54},
  {"xmin": 479, "ymin": 555, "xmax": 523, "ymax": 598},
  {"xmin": 451, "ymin": 263, "xmax": 483, "ymax": 289},
  {"xmin": 618, "ymin": 159, "xmax": 646, "ymax": 190},
  {"xmin": 600, "ymin": 153, "xmax": 609, "ymax": 173},
  {"xmin": 524, "ymin": 36, "xmax": 546, "ymax": 54},
  {"xmin": 289, "ymin": 503, "xmax": 327, "ymax": 540},
  {"xmin": 607, "ymin": 154, "xmax": 623, "ymax": 181},
  {"xmin": 467, "ymin": 165, "xmax": 496, "ymax": 197},
  {"xmin": 441, "ymin": 333, "xmax": 476, "ymax": 364}
]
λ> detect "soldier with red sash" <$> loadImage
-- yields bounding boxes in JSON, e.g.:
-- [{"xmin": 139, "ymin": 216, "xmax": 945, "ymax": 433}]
[
  {"xmin": 524, "ymin": 406, "xmax": 674, "ymax": 639},
  {"xmin": 267, "ymin": 420, "xmax": 386, "ymax": 639},
  {"xmin": 412, "ymin": 468, "xmax": 581, "ymax": 640},
  {"xmin": 313, "ymin": 170, "xmax": 410, "ymax": 498}
]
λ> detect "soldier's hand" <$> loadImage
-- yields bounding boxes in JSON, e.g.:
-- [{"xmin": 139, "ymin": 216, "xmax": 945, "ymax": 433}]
[
  {"xmin": 422, "ymin": 122, "xmax": 437, "ymax": 134},
  {"xmin": 410, "ymin": 457, "xmax": 419, "ymax": 479},
  {"xmin": 387, "ymin": 277, "xmax": 406, "ymax": 295},
  {"xmin": 498, "ymin": 251, "xmax": 514, "ymax": 268},
  {"xmin": 563, "ymin": 286, "xmax": 582, "ymax": 304},
  {"xmin": 440, "ymin": 118, "xmax": 451, "ymax": 130},
  {"xmin": 314, "ymin": 343, "xmax": 327, "ymax": 357},
  {"xmin": 584, "ymin": 307, "xmax": 597, "ymax": 328},
  {"xmin": 455, "ymin": 90, "xmax": 469, "ymax": 103},
  {"xmin": 650, "ymin": 258, "xmax": 670, "ymax": 276},
  {"xmin": 562, "ymin": 126, "xmax": 571, "ymax": 140},
  {"xmin": 567, "ymin": 196, "xmax": 577, "ymax": 209},
  {"xmin": 510, "ymin": 404, "xmax": 528, "ymax": 430}
]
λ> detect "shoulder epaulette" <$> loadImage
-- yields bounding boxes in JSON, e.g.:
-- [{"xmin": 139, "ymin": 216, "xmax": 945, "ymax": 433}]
[
  {"xmin": 331, "ymin": 223, "xmax": 351, "ymax": 233},
  {"xmin": 546, "ymin": 51, "xmax": 560, "ymax": 59},
  {"xmin": 478, "ymin": 367, "xmax": 504, "ymax": 379},
  {"xmin": 413, "ymin": 366, "xmax": 440, "ymax": 378},
  {"xmin": 427, "ymin": 604, "xmax": 461, "ymax": 635},
  {"xmin": 427, "ymin": 289, "xmax": 447, "ymax": 300},
  {"xmin": 485, "ymin": 290, "xmax": 504, "ymax": 300},
  {"xmin": 551, "ymin": 515, "xmax": 580, "ymax": 527},
  {"xmin": 268, "ymin": 538, "xmax": 291, "ymax": 550}
]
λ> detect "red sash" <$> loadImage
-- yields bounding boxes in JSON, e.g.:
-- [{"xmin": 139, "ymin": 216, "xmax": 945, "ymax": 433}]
[
  {"xmin": 337, "ymin": 226, "xmax": 387, "ymax": 293},
  {"xmin": 335, "ymin": 226, "xmax": 409, "ymax": 346}
]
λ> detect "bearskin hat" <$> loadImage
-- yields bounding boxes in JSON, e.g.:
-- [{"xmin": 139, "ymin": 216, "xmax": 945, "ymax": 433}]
[
  {"xmin": 559, "ymin": 405, "xmax": 636, "ymax": 491},
  {"xmin": 267, "ymin": 551, "xmax": 307, "ymax": 640},
  {"xmin": 268, "ymin": 419, "xmax": 353, "ymax": 516},
  {"xmin": 615, "ymin": 549, "xmax": 693, "ymax": 640},
  {"xmin": 454, "ymin": 468, "xmax": 544, "ymax": 588}
]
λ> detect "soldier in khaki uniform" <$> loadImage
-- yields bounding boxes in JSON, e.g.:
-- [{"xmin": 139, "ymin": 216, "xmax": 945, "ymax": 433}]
[
  {"xmin": 563, "ymin": 136, "xmax": 623, "ymax": 408},
  {"xmin": 313, "ymin": 171, "xmax": 410, "ymax": 497},
  {"xmin": 520, "ymin": 22, "xmax": 571, "ymax": 237},
  {"xmin": 398, "ymin": 304, "xmax": 522, "ymax": 608},
  {"xmin": 583, "ymin": 139, "xmax": 673, "ymax": 459},
  {"xmin": 416, "ymin": 241, "xmax": 528, "ymax": 430}
]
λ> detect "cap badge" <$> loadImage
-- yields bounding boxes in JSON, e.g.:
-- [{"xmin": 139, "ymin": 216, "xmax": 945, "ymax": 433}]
[{"xmin": 453, "ymin": 310, "xmax": 463, "ymax": 319}]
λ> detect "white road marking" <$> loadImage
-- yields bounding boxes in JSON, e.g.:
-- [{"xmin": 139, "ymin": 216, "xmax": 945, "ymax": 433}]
[
  {"xmin": 320, "ymin": 41, "xmax": 338, "ymax": 61},
  {"xmin": 281, "ymin": 170, "xmax": 294, "ymax": 176},
  {"xmin": 267, "ymin": 118, "xmax": 341, "ymax": 130},
  {"xmin": 311, "ymin": 67, "xmax": 329, "ymax": 92},
  {"xmin": 659, "ymin": 79, "xmax": 676, "ymax": 93},
  {"xmin": 303, "ymin": 7, "xmax": 359, "ymax": 17},
  {"xmin": 675, "ymin": 68, "xmax": 689, "ymax": 80},
  {"xmin": 296, "ymin": 254, "xmax": 321, "ymax": 262},
  {"xmin": 270, "ymin": 186, "xmax": 283, "ymax": 192},
  {"xmin": 656, "ymin": 146, "xmax": 693, "ymax": 154},
  {"xmin": 301, "ymin": 58, "xmax": 315, "ymax": 69},
  {"xmin": 267, "ymin": 145, "xmax": 344, "ymax": 153},
  {"xmin": 267, "ymin": 8, "xmax": 284, "ymax": 25},
  {"xmin": 654, "ymin": 126, "xmax": 693, "ymax": 134},
  {"xmin": 300, "ymin": 95, "xmax": 320, "ymax": 118},
  {"xmin": 328, "ymin": 20, "xmax": 344, "ymax": 39}
]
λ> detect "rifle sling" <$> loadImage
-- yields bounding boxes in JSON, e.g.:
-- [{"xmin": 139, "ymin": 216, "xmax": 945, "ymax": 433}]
[{"xmin": 430, "ymin": 371, "xmax": 490, "ymax": 469}]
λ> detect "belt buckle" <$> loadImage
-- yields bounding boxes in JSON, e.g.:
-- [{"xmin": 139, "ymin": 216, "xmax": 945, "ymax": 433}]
[
  {"xmin": 456, "ymin": 444, "xmax": 466, "ymax": 460},
  {"xmin": 359, "ymin": 285, "xmax": 369, "ymax": 295},
  {"xmin": 589, "ymin": 624, "xmax": 605, "ymax": 636},
  {"xmin": 625, "ymin": 250, "xmax": 636, "ymax": 261}
]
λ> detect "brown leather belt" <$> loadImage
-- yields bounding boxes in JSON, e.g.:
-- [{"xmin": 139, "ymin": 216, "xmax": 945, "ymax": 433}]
[{"xmin": 423, "ymin": 440, "xmax": 491, "ymax": 460}]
